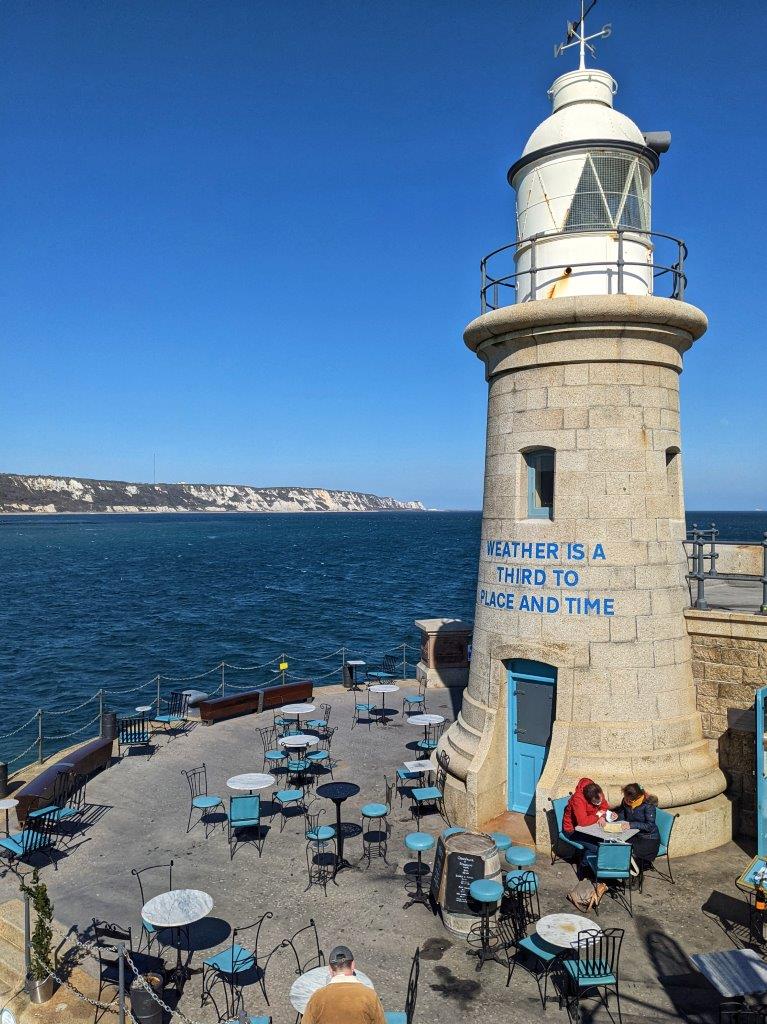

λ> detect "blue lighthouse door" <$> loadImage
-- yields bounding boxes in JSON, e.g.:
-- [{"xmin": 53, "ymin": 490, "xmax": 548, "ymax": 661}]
[{"xmin": 507, "ymin": 660, "xmax": 556, "ymax": 814}]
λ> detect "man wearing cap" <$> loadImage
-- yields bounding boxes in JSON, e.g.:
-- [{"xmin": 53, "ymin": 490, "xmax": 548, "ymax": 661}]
[{"xmin": 303, "ymin": 945, "xmax": 386, "ymax": 1024}]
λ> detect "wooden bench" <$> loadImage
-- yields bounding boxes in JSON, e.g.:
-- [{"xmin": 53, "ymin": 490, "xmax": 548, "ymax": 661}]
[
  {"xmin": 198, "ymin": 681, "xmax": 314, "ymax": 725},
  {"xmin": 14, "ymin": 735, "xmax": 114, "ymax": 825}
]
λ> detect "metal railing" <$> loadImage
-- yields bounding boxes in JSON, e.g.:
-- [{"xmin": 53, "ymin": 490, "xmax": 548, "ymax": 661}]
[
  {"xmin": 479, "ymin": 227, "xmax": 688, "ymax": 312},
  {"xmin": 686, "ymin": 523, "xmax": 767, "ymax": 615}
]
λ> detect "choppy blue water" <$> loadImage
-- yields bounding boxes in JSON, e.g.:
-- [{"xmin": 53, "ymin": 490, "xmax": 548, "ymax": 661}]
[{"xmin": 0, "ymin": 509, "xmax": 764, "ymax": 769}]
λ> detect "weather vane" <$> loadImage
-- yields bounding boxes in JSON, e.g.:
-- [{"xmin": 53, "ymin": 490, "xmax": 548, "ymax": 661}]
[{"xmin": 554, "ymin": 0, "xmax": 612, "ymax": 69}]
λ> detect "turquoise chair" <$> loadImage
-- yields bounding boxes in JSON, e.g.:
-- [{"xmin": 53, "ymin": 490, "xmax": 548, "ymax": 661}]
[
  {"xmin": 384, "ymin": 948, "xmax": 420, "ymax": 1024},
  {"xmin": 28, "ymin": 770, "xmax": 85, "ymax": 826},
  {"xmin": 307, "ymin": 727, "xmax": 336, "ymax": 779},
  {"xmin": 306, "ymin": 703, "xmax": 331, "ymax": 732},
  {"xmin": 182, "ymin": 765, "xmax": 224, "ymax": 837},
  {"xmin": 352, "ymin": 699, "xmax": 374, "ymax": 729},
  {"xmin": 499, "ymin": 901, "xmax": 560, "ymax": 1009},
  {"xmin": 550, "ymin": 794, "xmax": 584, "ymax": 863},
  {"xmin": 257, "ymin": 727, "xmax": 286, "ymax": 775},
  {"xmin": 491, "ymin": 832, "xmax": 512, "ymax": 853},
  {"xmin": 403, "ymin": 833, "xmax": 435, "ymax": 910},
  {"xmin": 273, "ymin": 786, "xmax": 305, "ymax": 832},
  {"xmin": 228, "ymin": 795, "xmax": 263, "ymax": 859},
  {"xmin": 411, "ymin": 754, "xmax": 450, "ymax": 827},
  {"xmin": 584, "ymin": 842, "xmax": 633, "ymax": 916},
  {"xmin": 562, "ymin": 927, "xmax": 624, "ymax": 1024},
  {"xmin": 203, "ymin": 912, "xmax": 275, "ymax": 1020},
  {"xmin": 648, "ymin": 808, "xmax": 679, "ymax": 884},
  {"xmin": 0, "ymin": 812, "xmax": 56, "ymax": 871},
  {"xmin": 226, "ymin": 1017, "xmax": 271, "ymax": 1023},
  {"xmin": 155, "ymin": 691, "xmax": 189, "ymax": 734},
  {"xmin": 396, "ymin": 767, "xmax": 420, "ymax": 807},
  {"xmin": 402, "ymin": 679, "xmax": 427, "ymax": 717}
]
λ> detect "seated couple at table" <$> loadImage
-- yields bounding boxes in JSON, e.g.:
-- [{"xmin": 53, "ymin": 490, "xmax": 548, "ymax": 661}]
[{"xmin": 563, "ymin": 777, "xmax": 660, "ymax": 871}]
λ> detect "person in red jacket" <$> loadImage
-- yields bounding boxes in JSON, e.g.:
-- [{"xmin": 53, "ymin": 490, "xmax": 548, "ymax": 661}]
[{"xmin": 563, "ymin": 777, "xmax": 609, "ymax": 858}]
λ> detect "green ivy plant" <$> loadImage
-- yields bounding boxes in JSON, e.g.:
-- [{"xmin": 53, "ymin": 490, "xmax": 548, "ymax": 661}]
[{"xmin": 20, "ymin": 870, "xmax": 53, "ymax": 982}]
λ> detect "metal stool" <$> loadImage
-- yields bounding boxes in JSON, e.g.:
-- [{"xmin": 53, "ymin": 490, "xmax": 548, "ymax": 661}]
[
  {"xmin": 506, "ymin": 845, "xmax": 537, "ymax": 868},
  {"xmin": 491, "ymin": 832, "xmax": 512, "ymax": 853},
  {"xmin": 467, "ymin": 878, "xmax": 505, "ymax": 972},
  {"xmin": 442, "ymin": 826, "xmax": 466, "ymax": 840},
  {"xmin": 403, "ymin": 832, "xmax": 435, "ymax": 910}
]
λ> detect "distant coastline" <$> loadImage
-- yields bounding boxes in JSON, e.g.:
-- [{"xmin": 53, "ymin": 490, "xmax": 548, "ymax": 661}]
[{"xmin": 0, "ymin": 473, "xmax": 425, "ymax": 515}]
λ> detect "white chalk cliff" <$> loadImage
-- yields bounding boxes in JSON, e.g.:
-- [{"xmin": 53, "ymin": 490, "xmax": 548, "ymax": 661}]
[{"xmin": 0, "ymin": 474, "xmax": 425, "ymax": 514}]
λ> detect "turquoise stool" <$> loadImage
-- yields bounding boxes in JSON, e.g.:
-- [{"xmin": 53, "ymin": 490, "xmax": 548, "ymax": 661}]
[
  {"xmin": 442, "ymin": 826, "xmax": 466, "ymax": 840},
  {"xmin": 468, "ymin": 878, "xmax": 505, "ymax": 972},
  {"xmin": 403, "ymin": 832, "xmax": 435, "ymax": 910},
  {"xmin": 506, "ymin": 845, "xmax": 537, "ymax": 869},
  {"xmin": 491, "ymin": 832, "xmax": 512, "ymax": 853}
]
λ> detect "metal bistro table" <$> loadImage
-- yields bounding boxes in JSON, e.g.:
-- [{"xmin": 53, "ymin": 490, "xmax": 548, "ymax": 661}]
[
  {"xmin": 691, "ymin": 948, "xmax": 767, "ymax": 1000},
  {"xmin": 316, "ymin": 781, "xmax": 360, "ymax": 875},
  {"xmin": 226, "ymin": 773, "xmax": 276, "ymax": 794},
  {"xmin": 289, "ymin": 965, "xmax": 374, "ymax": 1015},
  {"xmin": 369, "ymin": 684, "xmax": 400, "ymax": 726},
  {"xmin": 0, "ymin": 799, "xmax": 18, "ymax": 837},
  {"xmin": 279, "ymin": 734, "xmax": 318, "ymax": 752},
  {"xmin": 407, "ymin": 713, "xmax": 445, "ymax": 745},
  {"xmin": 536, "ymin": 913, "xmax": 602, "ymax": 948},
  {"xmin": 574, "ymin": 822, "xmax": 639, "ymax": 843},
  {"xmin": 345, "ymin": 659, "xmax": 366, "ymax": 691},
  {"xmin": 141, "ymin": 889, "xmax": 213, "ymax": 990},
  {"xmin": 281, "ymin": 703, "xmax": 316, "ymax": 730}
]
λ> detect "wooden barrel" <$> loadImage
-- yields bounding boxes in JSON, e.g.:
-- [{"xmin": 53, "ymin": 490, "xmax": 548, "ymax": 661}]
[{"xmin": 430, "ymin": 830, "xmax": 503, "ymax": 935}]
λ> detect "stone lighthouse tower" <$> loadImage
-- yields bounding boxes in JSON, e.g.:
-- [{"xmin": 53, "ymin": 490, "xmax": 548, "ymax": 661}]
[{"xmin": 440, "ymin": 4, "xmax": 730, "ymax": 855}]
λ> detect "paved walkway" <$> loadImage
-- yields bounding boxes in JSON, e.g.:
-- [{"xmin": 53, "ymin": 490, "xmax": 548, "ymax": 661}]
[{"xmin": 0, "ymin": 680, "xmax": 758, "ymax": 1023}]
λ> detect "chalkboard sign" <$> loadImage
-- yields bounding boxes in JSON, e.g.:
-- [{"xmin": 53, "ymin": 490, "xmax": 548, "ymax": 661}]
[
  {"xmin": 443, "ymin": 851, "xmax": 484, "ymax": 914},
  {"xmin": 430, "ymin": 837, "xmax": 446, "ymax": 900}
]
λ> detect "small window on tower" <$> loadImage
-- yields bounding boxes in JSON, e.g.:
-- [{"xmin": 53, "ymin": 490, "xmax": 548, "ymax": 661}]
[{"xmin": 525, "ymin": 449, "xmax": 555, "ymax": 519}]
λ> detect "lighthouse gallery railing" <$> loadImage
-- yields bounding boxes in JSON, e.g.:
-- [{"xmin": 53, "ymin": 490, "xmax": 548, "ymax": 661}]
[{"xmin": 480, "ymin": 226, "xmax": 688, "ymax": 312}]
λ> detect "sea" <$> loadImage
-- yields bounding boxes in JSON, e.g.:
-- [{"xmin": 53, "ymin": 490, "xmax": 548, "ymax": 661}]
[{"xmin": 0, "ymin": 509, "xmax": 764, "ymax": 770}]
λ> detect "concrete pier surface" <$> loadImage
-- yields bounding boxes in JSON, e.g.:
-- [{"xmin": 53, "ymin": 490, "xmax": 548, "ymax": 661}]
[{"xmin": 0, "ymin": 680, "xmax": 758, "ymax": 1023}]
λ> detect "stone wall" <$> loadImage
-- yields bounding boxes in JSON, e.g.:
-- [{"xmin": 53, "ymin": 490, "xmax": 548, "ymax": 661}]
[{"xmin": 687, "ymin": 609, "xmax": 767, "ymax": 837}]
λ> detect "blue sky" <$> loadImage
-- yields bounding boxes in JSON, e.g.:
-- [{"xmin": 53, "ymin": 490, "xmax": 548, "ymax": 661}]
[{"xmin": 1, "ymin": 0, "xmax": 765, "ymax": 510}]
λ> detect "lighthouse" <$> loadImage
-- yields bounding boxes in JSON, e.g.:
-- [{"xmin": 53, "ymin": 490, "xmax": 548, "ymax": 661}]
[{"xmin": 440, "ymin": 3, "xmax": 731, "ymax": 855}]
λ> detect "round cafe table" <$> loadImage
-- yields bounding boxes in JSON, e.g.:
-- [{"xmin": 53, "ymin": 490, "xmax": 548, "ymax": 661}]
[
  {"xmin": 281, "ymin": 703, "xmax": 316, "ymax": 729},
  {"xmin": 142, "ymin": 889, "xmax": 213, "ymax": 990},
  {"xmin": 136, "ymin": 705, "xmax": 153, "ymax": 714},
  {"xmin": 226, "ymin": 773, "xmax": 275, "ymax": 793},
  {"xmin": 0, "ymin": 799, "xmax": 18, "ymax": 837},
  {"xmin": 290, "ymin": 964, "xmax": 374, "ymax": 1015},
  {"xmin": 279, "ymin": 734, "xmax": 318, "ymax": 751},
  {"xmin": 408, "ymin": 712, "xmax": 444, "ymax": 744},
  {"xmin": 316, "ymin": 781, "xmax": 360, "ymax": 875},
  {"xmin": 536, "ymin": 913, "xmax": 602, "ymax": 949},
  {"xmin": 369, "ymin": 683, "xmax": 400, "ymax": 725}
]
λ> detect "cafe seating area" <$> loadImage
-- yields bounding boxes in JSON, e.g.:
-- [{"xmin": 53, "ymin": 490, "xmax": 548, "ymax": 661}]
[{"xmin": 0, "ymin": 675, "xmax": 760, "ymax": 1024}]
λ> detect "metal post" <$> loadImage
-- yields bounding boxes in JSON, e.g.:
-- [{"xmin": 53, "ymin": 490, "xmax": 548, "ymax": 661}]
[
  {"xmin": 617, "ymin": 227, "xmax": 624, "ymax": 293},
  {"xmin": 0, "ymin": 762, "xmax": 8, "ymax": 799},
  {"xmin": 23, "ymin": 892, "xmax": 31, "ymax": 979},
  {"xmin": 760, "ymin": 533, "xmax": 767, "ymax": 615},
  {"xmin": 98, "ymin": 688, "xmax": 105, "ymax": 732},
  {"xmin": 677, "ymin": 240, "xmax": 686, "ymax": 300},
  {"xmin": 36, "ymin": 709, "xmax": 43, "ymax": 765},
  {"xmin": 480, "ymin": 259, "xmax": 487, "ymax": 314},
  {"xmin": 156, "ymin": 674, "xmax": 161, "ymax": 713},
  {"xmin": 402, "ymin": 644, "xmax": 407, "ymax": 682},
  {"xmin": 709, "ymin": 522, "xmax": 720, "ymax": 577},
  {"xmin": 693, "ymin": 524, "xmax": 708, "ymax": 610},
  {"xmin": 221, "ymin": 662, "xmax": 226, "ymax": 698},
  {"xmin": 117, "ymin": 942, "xmax": 126, "ymax": 1024}
]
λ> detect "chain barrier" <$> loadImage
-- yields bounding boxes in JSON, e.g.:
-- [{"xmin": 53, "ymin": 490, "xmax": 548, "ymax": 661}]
[
  {"xmin": 0, "ymin": 710, "xmax": 38, "ymax": 740},
  {"xmin": 45, "ymin": 712, "xmax": 102, "ymax": 743},
  {"xmin": 221, "ymin": 654, "xmax": 284, "ymax": 671},
  {"xmin": 158, "ymin": 663, "xmax": 223, "ymax": 683},
  {"xmin": 103, "ymin": 677, "xmax": 158, "ymax": 696},
  {"xmin": 46, "ymin": 692, "xmax": 101, "ymax": 717},
  {"xmin": 30, "ymin": 943, "xmax": 121, "ymax": 1012},
  {"xmin": 7, "ymin": 737, "xmax": 41, "ymax": 765},
  {"xmin": 124, "ymin": 951, "xmax": 209, "ymax": 1024}
]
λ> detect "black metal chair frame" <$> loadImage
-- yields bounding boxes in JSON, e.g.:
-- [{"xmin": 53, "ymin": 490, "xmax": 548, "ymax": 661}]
[
  {"xmin": 720, "ymin": 1002, "xmax": 767, "ymax": 1024},
  {"xmin": 557, "ymin": 927, "xmax": 624, "ymax": 1024},
  {"xmin": 30, "ymin": 769, "xmax": 87, "ymax": 849},
  {"xmin": 411, "ymin": 751, "xmax": 451, "ymax": 827},
  {"xmin": 304, "ymin": 801, "xmax": 336, "ymax": 895},
  {"xmin": 590, "ymin": 843, "xmax": 633, "ymax": 918},
  {"xmin": 644, "ymin": 810, "xmax": 679, "ymax": 886},
  {"xmin": 361, "ymin": 777, "xmax": 395, "ymax": 866},
  {"xmin": 499, "ymin": 874, "xmax": 550, "ymax": 1005},
  {"xmin": 391, "ymin": 948, "xmax": 420, "ymax": 1024},
  {"xmin": 309, "ymin": 703, "xmax": 332, "ymax": 734},
  {"xmin": 117, "ymin": 714, "xmax": 152, "ymax": 757},
  {"xmin": 181, "ymin": 763, "xmax": 223, "ymax": 837},
  {"xmin": 201, "ymin": 911, "xmax": 276, "ymax": 1019},
  {"xmin": 402, "ymin": 677, "xmax": 428, "ymax": 716},
  {"xmin": 157, "ymin": 691, "xmax": 190, "ymax": 734},
  {"xmin": 131, "ymin": 860, "xmax": 175, "ymax": 953},
  {"xmin": 282, "ymin": 919, "xmax": 325, "ymax": 1023},
  {"xmin": 352, "ymin": 696, "xmax": 374, "ymax": 730},
  {"xmin": 365, "ymin": 653, "xmax": 398, "ymax": 683},
  {"xmin": 416, "ymin": 719, "xmax": 446, "ymax": 754},
  {"xmin": 92, "ymin": 918, "xmax": 165, "ymax": 1023},
  {"xmin": 308, "ymin": 727, "xmax": 337, "ymax": 781},
  {"xmin": 273, "ymin": 787, "xmax": 307, "ymax": 833},
  {"xmin": 257, "ymin": 725, "xmax": 286, "ymax": 775},
  {"xmin": 0, "ymin": 810, "xmax": 58, "ymax": 875}
]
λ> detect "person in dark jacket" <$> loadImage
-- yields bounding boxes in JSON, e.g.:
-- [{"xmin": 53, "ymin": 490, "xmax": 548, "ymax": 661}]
[{"xmin": 615, "ymin": 782, "xmax": 661, "ymax": 878}]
